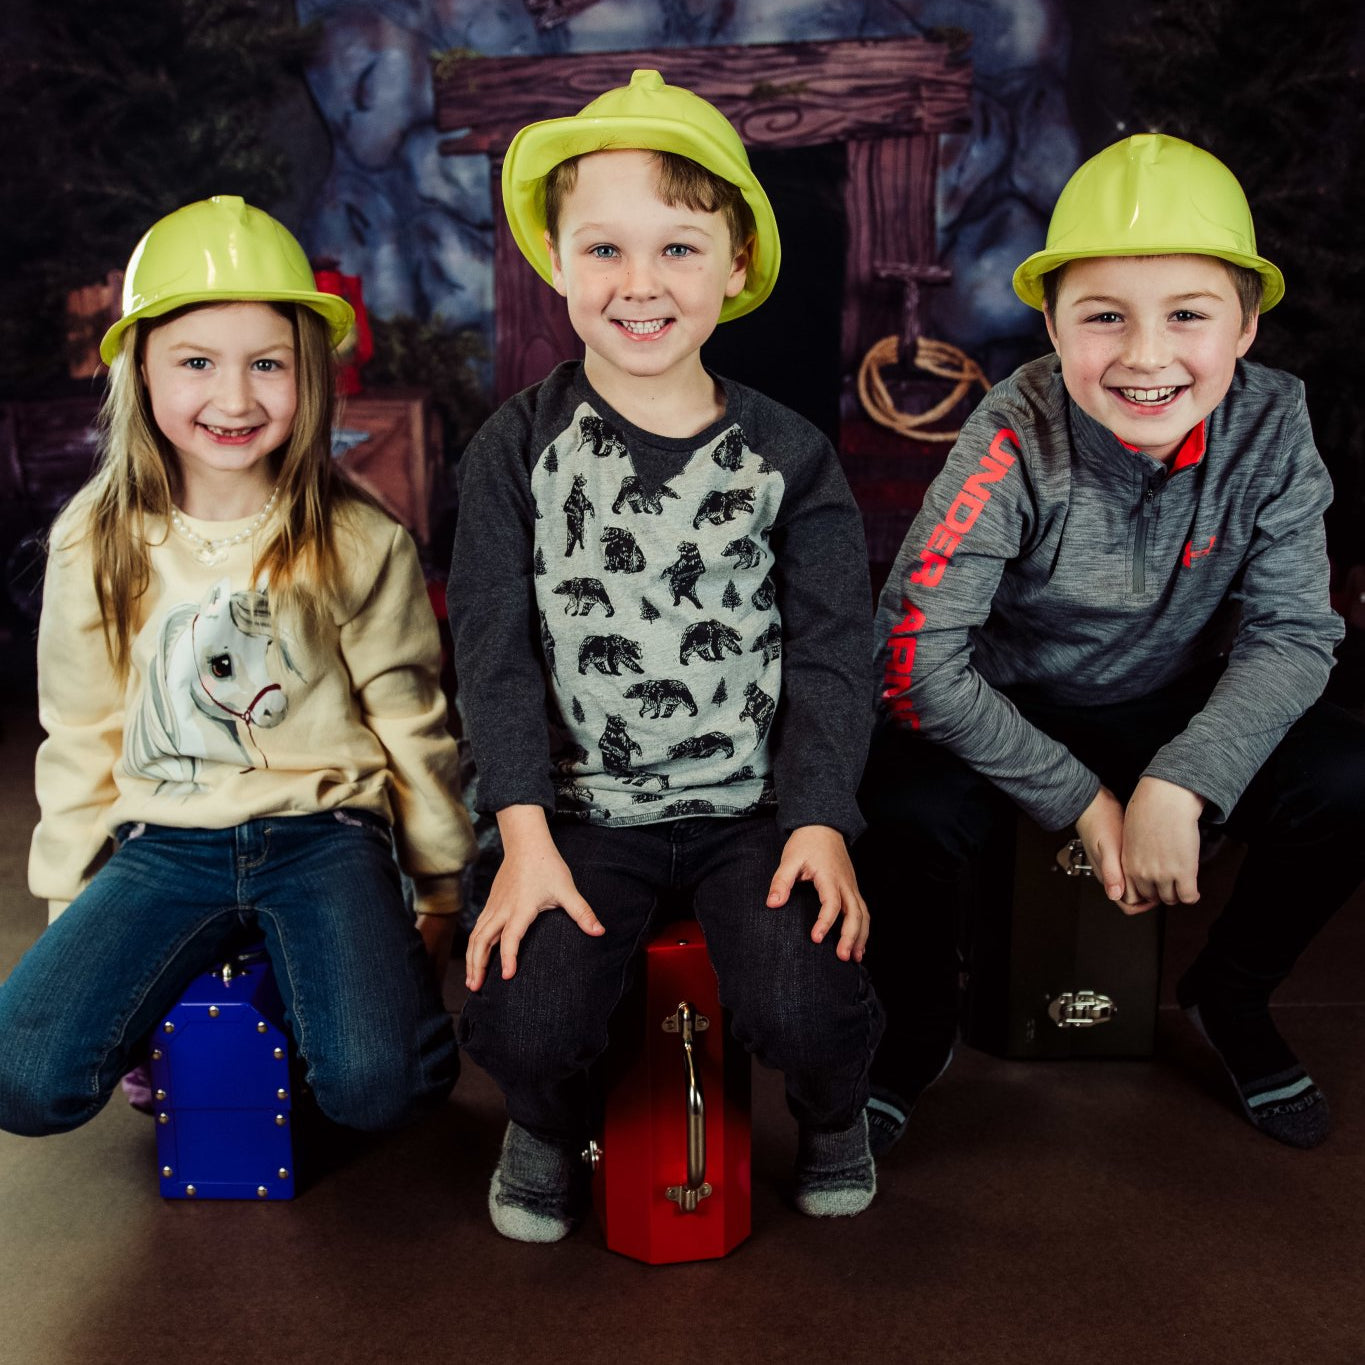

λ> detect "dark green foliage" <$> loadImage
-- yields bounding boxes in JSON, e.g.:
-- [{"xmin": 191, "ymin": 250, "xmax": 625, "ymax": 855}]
[
  {"xmin": 1109, "ymin": 1, "xmax": 1365, "ymax": 565},
  {"xmin": 0, "ymin": 0, "xmax": 320, "ymax": 395}
]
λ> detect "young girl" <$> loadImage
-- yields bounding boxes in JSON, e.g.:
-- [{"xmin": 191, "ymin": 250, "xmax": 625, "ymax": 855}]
[{"xmin": 0, "ymin": 195, "xmax": 475, "ymax": 1139}]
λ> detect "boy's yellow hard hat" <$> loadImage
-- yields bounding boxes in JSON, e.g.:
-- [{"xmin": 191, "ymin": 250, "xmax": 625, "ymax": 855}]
[
  {"xmin": 501, "ymin": 68, "xmax": 780, "ymax": 322},
  {"xmin": 99, "ymin": 196, "xmax": 356, "ymax": 364},
  {"xmin": 1012, "ymin": 134, "xmax": 1284, "ymax": 312}
]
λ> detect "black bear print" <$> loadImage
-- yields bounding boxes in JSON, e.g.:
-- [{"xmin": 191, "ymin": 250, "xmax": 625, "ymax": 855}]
[
  {"xmin": 564, "ymin": 474, "xmax": 594, "ymax": 556},
  {"xmin": 578, "ymin": 414, "xmax": 628, "ymax": 458},
  {"xmin": 719, "ymin": 764, "xmax": 757, "ymax": 784},
  {"xmin": 600, "ymin": 526, "xmax": 646, "ymax": 573},
  {"xmin": 680, "ymin": 619, "xmax": 742, "ymax": 664},
  {"xmin": 721, "ymin": 536, "xmax": 762, "ymax": 570},
  {"xmin": 600, "ymin": 714, "xmax": 670, "ymax": 789},
  {"xmin": 538, "ymin": 609, "xmax": 558, "ymax": 681},
  {"xmin": 660, "ymin": 799, "xmax": 722, "ymax": 818},
  {"xmin": 553, "ymin": 741, "xmax": 590, "ymax": 771},
  {"xmin": 598, "ymin": 713, "xmax": 642, "ymax": 775},
  {"xmin": 623, "ymin": 679, "xmax": 698, "ymax": 719},
  {"xmin": 660, "ymin": 541, "xmax": 706, "ymax": 608},
  {"xmin": 710, "ymin": 427, "xmax": 746, "ymax": 471},
  {"xmin": 751, "ymin": 574, "xmax": 776, "ymax": 610},
  {"xmin": 667, "ymin": 732, "xmax": 735, "ymax": 761},
  {"xmin": 740, "ymin": 681, "xmax": 776, "ymax": 741},
  {"xmin": 693, "ymin": 487, "xmax": 755, "ymax": 528},
  {"xmin": 750, "ymin": 621, "xmax": 781, "ymax": 665},
  {"xmin": 612, "ymin": 476, "xmax": 680, "ymax": 515},
  {"xmin": 553, "ymin": 577, "xmax": 615, "ymax": 617},
  {"xmin": 553, "ymin": 775, "xmax": 597, "ymax": 813},
  {"xmin": 578, "ymin": 634, "xmax": 645, "ymax": 675}
]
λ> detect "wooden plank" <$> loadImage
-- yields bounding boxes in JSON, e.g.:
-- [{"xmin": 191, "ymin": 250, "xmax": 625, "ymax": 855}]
[
  {"xmin": 492, "ymin": 159, "xmax": 583, "ymax": 399},
  {"xmin": 435, "ymin": 37, "xmax": 971, "ymax": 153}
]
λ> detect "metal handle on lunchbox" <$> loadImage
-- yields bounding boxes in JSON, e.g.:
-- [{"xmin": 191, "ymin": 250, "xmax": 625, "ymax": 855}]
[{"xmin": 664, "ymin": 1000, "xmax": 712, "ymax": 1211}]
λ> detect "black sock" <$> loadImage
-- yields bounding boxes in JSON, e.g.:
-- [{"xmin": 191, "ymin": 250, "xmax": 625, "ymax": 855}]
[{"xmin": 1177, "ymin": 967, "xmax": 1329, "ymax": 1150}]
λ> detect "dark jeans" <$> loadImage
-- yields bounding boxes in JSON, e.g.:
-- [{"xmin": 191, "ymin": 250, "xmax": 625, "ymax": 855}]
[
  {"xmin": 854, "ymin": 665, "xmax": 1365, "ymax": 1096},
  {"xmin": 0, "ymin": 811, "xmax": 458, "ymax": 1137},
  {"xmin": 459, "ymin": 813, "xmax": 884, "ymax": 1144}
]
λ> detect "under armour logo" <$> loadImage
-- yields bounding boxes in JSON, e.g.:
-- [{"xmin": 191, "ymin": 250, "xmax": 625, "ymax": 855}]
[{"xmin": 1182, "ymin": 536, "xmax": 1217, "ymax": 567}]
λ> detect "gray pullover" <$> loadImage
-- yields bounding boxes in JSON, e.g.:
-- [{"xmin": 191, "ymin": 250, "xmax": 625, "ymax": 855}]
[{"xmin": 873, "ymin": 355, "xmax": 1342, "ymax": 830}]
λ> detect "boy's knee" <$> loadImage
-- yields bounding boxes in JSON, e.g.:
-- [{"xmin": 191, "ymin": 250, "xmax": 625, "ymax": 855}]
[{"xmin": 460, "ymin": 1005, "xmax": 597, "ymax": 1092}]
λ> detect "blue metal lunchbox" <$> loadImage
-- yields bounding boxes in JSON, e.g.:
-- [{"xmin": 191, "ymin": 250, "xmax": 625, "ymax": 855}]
[{"xmin": 148, "ymin": 950, "xmax": 298, "ymax": 1200}]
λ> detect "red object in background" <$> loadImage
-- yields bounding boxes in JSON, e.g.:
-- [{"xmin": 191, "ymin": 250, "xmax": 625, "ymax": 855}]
[
  {"xmin": 594, "ymin": 919, "xmax": 751, "ymax": 1264},
  {"xmin": 313, "ymin": 264, "xmax": 373, "ymax": 395}
]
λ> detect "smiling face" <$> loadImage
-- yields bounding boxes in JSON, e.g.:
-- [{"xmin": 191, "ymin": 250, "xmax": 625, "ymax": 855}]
[
  {"xmin": 1045, "ymin": 254, "xmax": 1257, "ymax": 463},
  {"xmin": 141, "ymin": 301, "xmax": 298, "ymax": 511},
  {"xmin": 547, "ymin": 149, "xmax": 749, "ymax": 416}
]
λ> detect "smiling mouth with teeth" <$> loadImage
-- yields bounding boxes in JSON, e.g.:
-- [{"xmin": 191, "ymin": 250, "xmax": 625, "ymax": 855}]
[
  {"xmin": 201, "ymin": 423, "xmax": 263, "ymax": 439},
  {"xmin": 1116, "ymin": 386, "xmax": 1181, "ymax": 405},
  {"xmin": 616, "ymin": 319, "xmax": 669, "ymax": 336}
]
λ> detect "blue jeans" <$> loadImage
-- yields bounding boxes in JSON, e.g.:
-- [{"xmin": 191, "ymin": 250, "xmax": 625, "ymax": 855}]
[
  {"xmin": 459, "ymin": 813, "xmax": 884, "ymax": 1144},
  {"xmin": 0, "ymin": 810, "xmax": 457, "ymax": 1137}
]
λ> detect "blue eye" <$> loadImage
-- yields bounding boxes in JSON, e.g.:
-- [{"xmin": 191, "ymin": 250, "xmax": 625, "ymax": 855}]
[
  {"xmin": 663, "ymin": 244, "xmax": 695, "ymax": 259},
  {"xmin": 589, "ymin": 244, "xmax": 619, "ymax": 260}
]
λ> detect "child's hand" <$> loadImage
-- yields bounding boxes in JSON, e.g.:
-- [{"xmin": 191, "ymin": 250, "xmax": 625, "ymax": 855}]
[
  {"xmin": 1121, "ymin": 775, "xmax": 1205, "ymax": 908},
  {"xmin": 465, "ymin": 806, "xmax": 604, "ymax": 991},
  {"xmin": 416, "ymin": 912, "xmax": 458, "ymax": 987},
  {"xmin": 767, "ymin": 824, "xmax": 869, "ymax": 962},
  {"xmin": 1074, "ymin": 785, "xmax": 1145, "ymax": 908}
]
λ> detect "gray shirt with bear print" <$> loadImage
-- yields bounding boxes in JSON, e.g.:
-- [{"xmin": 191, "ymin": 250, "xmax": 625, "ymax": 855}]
[{"xmin": 449, "ymin": 362, "xmax": 873, "ymax": 838}]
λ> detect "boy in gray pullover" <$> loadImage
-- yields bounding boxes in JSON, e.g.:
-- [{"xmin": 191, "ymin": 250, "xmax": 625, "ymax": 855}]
[{"xmin": 860, "ymin": 133, "xmax": 1365, "ymax": 1152}]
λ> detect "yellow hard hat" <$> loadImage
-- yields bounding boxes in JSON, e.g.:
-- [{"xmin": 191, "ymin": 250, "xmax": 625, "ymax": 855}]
[
  {"xmin": 99, "ymin": 196, "xmax": 356, "ymax": 364},
  {"xmin": 501, "ymin": 68, "xmax": 781, "ymax": 322},
  {"xmin": 1013, "ymin": 134, "xmax": 1284, "ymax": 312}
]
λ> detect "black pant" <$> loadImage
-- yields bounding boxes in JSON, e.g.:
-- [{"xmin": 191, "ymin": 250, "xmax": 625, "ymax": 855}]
[
  {"xmin": 854, "ymin": 665, "xmax": 1365, "ymax": 1096},
  {"xmin": 460, "ymin": 813, "xmax": 884, "ymax": 1143}
]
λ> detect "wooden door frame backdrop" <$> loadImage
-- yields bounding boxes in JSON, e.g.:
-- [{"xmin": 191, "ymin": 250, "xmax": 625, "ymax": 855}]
[{"xmin": 433, "ymin": 37, "xmax": 972, "ymax": 450}]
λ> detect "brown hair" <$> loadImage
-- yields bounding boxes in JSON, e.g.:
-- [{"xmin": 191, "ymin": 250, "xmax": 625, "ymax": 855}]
[
  {"xmin": 61, "ymin": 301, "xmax": 371, "ymax": 681},
  {"xmin": 542, "ymin": 149, "xmax": 755, "ymax": 256},
  {"xmin": 1042, "ymin": 256, "xmax": 1263, "ymax": 329}
]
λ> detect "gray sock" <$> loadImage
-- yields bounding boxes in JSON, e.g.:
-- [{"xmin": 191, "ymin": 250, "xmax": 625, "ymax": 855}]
[
  {"xmin": 794, "ymin": 1109, "xmax": 876, "ymax": 1217},
  {"xmin": 488, "ymin": 1121, "xmax": 587, "ymax": 1243}
]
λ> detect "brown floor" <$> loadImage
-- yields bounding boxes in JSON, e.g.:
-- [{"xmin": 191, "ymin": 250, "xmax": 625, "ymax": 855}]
[{"xmin": 2, "ymin": 699, "xmax": 1364, "ymax": 1365}]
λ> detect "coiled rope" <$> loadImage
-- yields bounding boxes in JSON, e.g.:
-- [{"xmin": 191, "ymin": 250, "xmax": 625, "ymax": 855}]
[{"xmin": 857, "ymin": 334, "xmax": 991, "ymax": 443}]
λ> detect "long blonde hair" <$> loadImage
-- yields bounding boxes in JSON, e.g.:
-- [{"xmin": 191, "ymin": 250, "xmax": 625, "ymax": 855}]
[{"xmin": 65, "ymin": 301, "xmax": 370, "ymax": 680}]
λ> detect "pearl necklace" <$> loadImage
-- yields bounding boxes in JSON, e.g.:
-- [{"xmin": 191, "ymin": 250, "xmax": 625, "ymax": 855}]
[{"xmin": 170, "ymin": 487, "xmax": 280, "ymax": 566}]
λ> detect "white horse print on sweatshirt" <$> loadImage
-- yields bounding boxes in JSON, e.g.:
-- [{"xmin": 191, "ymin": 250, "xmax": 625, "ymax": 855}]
[{"xmin": 125, "ymin": 580, "xmax": 296, "ymax": 794}]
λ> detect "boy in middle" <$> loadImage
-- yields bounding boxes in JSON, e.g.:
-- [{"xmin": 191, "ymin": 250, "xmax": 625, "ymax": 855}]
[{"xmin": 448, "ymin": 69, "xmax": 883, "ymax": 1242}]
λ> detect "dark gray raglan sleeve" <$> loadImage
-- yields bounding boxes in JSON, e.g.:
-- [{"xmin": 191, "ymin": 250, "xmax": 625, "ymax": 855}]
[
  {"xmin": 872, "ymin": 402, "xmax": 1103, "ymax": 830},
  {"xmin": 446, "ymin": 397, "xmax": 556, "ymax": 816},
  {"xmin": 765, "ymin": 413, "xmax": 875, "ymax": 840},
  {"xmin": 1143, "ymin": 387, "xmax": 1342, "ymax": 820}
]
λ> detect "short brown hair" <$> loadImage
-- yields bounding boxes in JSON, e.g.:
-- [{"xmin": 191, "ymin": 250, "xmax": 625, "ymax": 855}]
[
  {"xmin": 542, "ymin": 150, "xmax": 755, "ymax": 255},
  {"xmin": 1042, "ymin": 256, "xmax": 1263, "ymax": 329}
]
